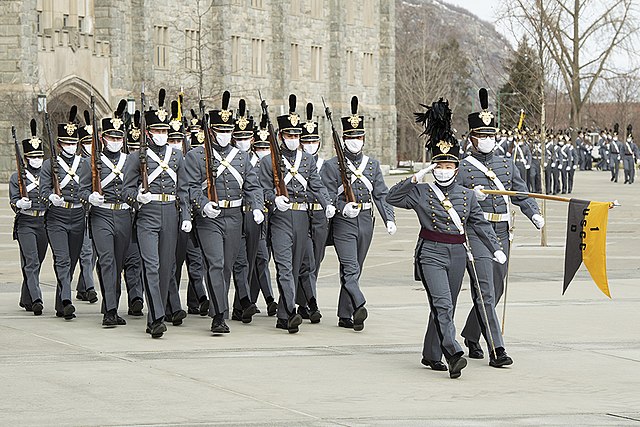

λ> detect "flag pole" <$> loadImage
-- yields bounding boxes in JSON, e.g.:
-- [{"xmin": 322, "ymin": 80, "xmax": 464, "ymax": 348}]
[{"xmin": 481, "ymin": 189, "xmax": 618, "ymax": 208}]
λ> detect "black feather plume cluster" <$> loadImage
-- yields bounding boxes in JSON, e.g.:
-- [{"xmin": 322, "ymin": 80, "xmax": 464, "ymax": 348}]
[{"xmin": 414, "ymin": 98, "xmax": 455, "ymax": 148}]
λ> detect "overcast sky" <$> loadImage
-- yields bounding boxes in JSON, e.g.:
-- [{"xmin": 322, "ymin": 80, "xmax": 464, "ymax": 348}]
[{"xmin": 446, "ymin": 0, "xmax": 503, "ymax": 24}]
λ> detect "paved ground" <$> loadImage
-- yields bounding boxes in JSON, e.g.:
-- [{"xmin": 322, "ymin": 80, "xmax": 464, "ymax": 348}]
[{"xmin": 0, "ymin": 169, "xmax": 638, "ymax": 426}]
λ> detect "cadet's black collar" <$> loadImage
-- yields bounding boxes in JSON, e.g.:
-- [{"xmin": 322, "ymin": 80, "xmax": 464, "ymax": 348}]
[
  {"xmin": 435, "ymin": 181, "xmax": 456, "ymax": 193},
  {"xmin": 471, "ymin": 150, "xmax": 494, "ymax": 163},
  {"xmin": 345, "ymin": 150, "xmax": 363, "ymax": 162},
  {"xmin": 104, "ymin": 149, "xmax": 121, "ymax": 159}
]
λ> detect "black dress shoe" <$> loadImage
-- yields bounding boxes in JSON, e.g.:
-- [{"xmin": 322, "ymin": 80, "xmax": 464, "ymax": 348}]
[
  {"xmin": 85, "ymin": 289, "xmax": 98, "ymax": 304},
  {"xmin": 297, "ymin": 306, "xmax": 310, "ymax": 319},
  {"xmin": 338, "ymin": 318, "xmax": 354, "ymax": 329},
  {"xmin": 76, "ymin": 291, "xmax": 87, "ymax": 301},
  {"xmin": 199, "ymin": 299, "xmax": 210, "ymax": 316},
  {"xmin": 20, "ymin": 302, "xmax": 33, "ymax": 311},
  {"xmin": 116, "ymin": 315, "xmax": 127, "ymax": 326},
  {"xmin": 32, "ymin": 301, "xmax": 43, "ymax": 316},
  {"xmin": 421, "ymin": 358, "xmax": 448, "ymax": 371},
  {"xmin": 187, "ymin": 307, "xmax": 200, "ymax": 315},
  {"xmin": 287, "ymin": 314, "xmax": 303, "ymax": 334},
  {"xmin": 489, "ymin": 347, "xmax": 513, "ymax": 368},
  {"xmin": 465, "ymin": 339, "xmax": 484, "ymax": 359},
  {"xmin": 276, "ymin": 318, "xmax": 288, "ymax": 330},
  {"xmin": 353, "ymin": 306, "xmax": 368, "ymax": 332},
  {"xmin": 128, "ymin": 299, "xmax": 144, "ymax": 316},
  {"xmin": 267, "ymin": 301, "xmax": 278, "ymax": 317},
  {"xmin": 63, "ymin": 303, "xmax": 76, "ymax": 320},
  {"xmin": 231, "ymin": 309, "xmax": 243, "ymax": 321},
  {"xmin": 309, "ymin": 309, "xmax": 322, "ymax": 324},
  {"xmin": 255, "ymin": 307, "xmax": 261, "ymax": 314},
  {"xmin": 242, "ymin": 303, "xmax": 258, "ymax": 324},
  {"xmin": 146, "ymin": 320, "xmax": 167, "ymax": 338},
  {"xmin": 447, "ymin": 353, "xmax": 467, "ymax": 379},
  {"xmin": 211, "ymin": 316, "xmax": 229, "ymax": 334},
  {"xmin": 102, "ymin": 312, "xmax": 118, "ymax": 328},
  {"xmin": 171, "ymin": 310, "xmax": 187, "ymax": 326}
]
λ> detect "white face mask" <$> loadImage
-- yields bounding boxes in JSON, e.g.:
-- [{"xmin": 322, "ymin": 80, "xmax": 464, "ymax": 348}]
[
  {"xmin": 432, "ymin": 168, "xmax": 457, "ymax": 186},
  {"xmin": 152, "ymin": 133, "xmax": 168, "ymax": 146},
  {"xmin": 284, "ymin": 137, "xmax": 300, "ymax": 151},
  {"xmin": 256, "ymin": 150, "xmax": 269, "ymax": 159},
  {"xmin": 105, "ymin": 139, "xmax": 123, "ymax": 153},
  {"xmin": 344, "ymin": 138, "xmax": 364, "ymax": 154},
  {"xmin": 475, "ymin": 137, "xmax": 496, "ymax": 154},
  {"xmin": 302, "ymin": 142, "xmax": 320, "ymax": 155},
  {"xmin": 83, "ymin": 144, "xmax": 92, "ymax": 154},
  {"xmin": 216, "ymin": 133, "xmax": 232, "ymax": 147},
  {"xmin": 28, "ymin": 158, "xmax": 43, "ymax": 169},
  {"xmin": 235, "ymin": 139, "xmax": 252, "ymax": 152},
  {"xmin": 169, "ymin": 142, "xmax": 182, "ymax": 152},
  {"xmin": 61, "ymin": 144, "xmax": 77, "ymax": 156}
]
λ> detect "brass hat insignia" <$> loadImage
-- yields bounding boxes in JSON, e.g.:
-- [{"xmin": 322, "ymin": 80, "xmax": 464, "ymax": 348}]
[
  {"xmin": 156, "ymin": 108, "xmax": 169, "ymax": 122},
  {"xmin": 85, "ymin": 124, "xmax": 93, "ymax": 135},
  {"xmin": 170, "ymin": 120, "xmax": 181, "ymax": 131},
  {"xmin": 479, "ymin": 110, "xmax": 494, "ymax": 126},
  {"xmin": 197, "ymin": 130, "xmax": 205, "ymax": 143},
  {"xmin": 304, "ymin": 121, "xmax": 317, "ymax": 133},
  {"xmin": 289, "ymin": 113, "xmax": 300, "ymax": 127},
  {"xmin": 259, "ymin": 129, "xmax": 269, "ymax": 141},
  {"xmin": 219, "ymin": 109, "xmax": 232, "ymax": 123},
  {"xmin": 65, "ymin": 123, "xmax": 77, "ymax": 136},
  {"xmin": 348, "ymin": 114, "xmax": 361, "ymax": 128},
  {"xmin": 437, "ymin": 140, "xmax": 452, "ymax": 154},
  {"xmin": 237, "ymin": 116, "xmax": 249, "ymax": 131},
  {"xmin": 30, "ymin": 137, "xmax": 42, "ymax": 149},
  {"xmin": 130, "ymin": 128, "xmax": 141, "ymax": 141},
  {"xmin": 191, "ymin": 118, "xmax": 199, "ymax": 126},
  {"xmin": 111, "ymin": 118, "xmax": 123, "ymax": 130}
]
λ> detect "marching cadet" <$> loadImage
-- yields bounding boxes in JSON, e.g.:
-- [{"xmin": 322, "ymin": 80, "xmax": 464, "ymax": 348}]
[
  {"xmin": 321, "ymin": 96, "xmax": 396, "ymax": 332},
  {"xmin": 81, "ymin": 100, "xmax": 131, "ymax": 327},
  {"xmin": 296, "ymin": 103, "xmax": 327, "ymax": 323},
  {"xmin": 597, "ymin": 129, "xmax": 609, "ymax": 171},
  {"xmin": 11, "ymin": 119, "xmax": 48, "ymax": 315},
  {"xmin": 544, "ymin": 132, "xmax": 556, "ymax": 194},
  {"xmin": 75, "ymin": 111, "xmax": 98, "ymax": 304},
  {"xmin": 122, "ymin": 89, "xmax": 191, "ymax": 338},
  {"xmin": 567, "ymin": 135, "xmax": 578, "ymax": 193},
  {"xmin": 456, "ymin": 88, "xmax": 543, "ymax": 365},
  {"xmin": 186, "ymin": 91, "xmax": 263, "ymax": 334},
  {"xmin": 260, "ymin": 94, "xmax": 334, "ymax": 333},
  {"xmin": 122, "ymin": 111, "xmax": 144, "ymax": 317},
  {"xmin": 40, "ymin": 106, "xmax": 90, "ymax": 320},
  {"xmin": 511, "ymin": 132, "xmax": 531, "ymax": 191},
  {"xmin": 622, "ymin": 125, "xmax": 636, "ymax": 184},
  {"xmin": 387, "ymin": 98, "xmax": 506, "ymax": 378},
  {"xmin": 609, "ymin": 124, "xmax": 621, "ymax": 183},
  {"xmin": 551, "ymin": 133, "xmax": 561, "ymax": 194},
  {"xmin": 528, "ymin": 131, "xmax": 543, "ymax": 193},
  {"xmin": 558, "ymin": 134, "xmax": 571, "ymax": 194}
]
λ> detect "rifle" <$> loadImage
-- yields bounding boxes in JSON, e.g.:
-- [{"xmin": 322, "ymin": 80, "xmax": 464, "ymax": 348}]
[
  {"xmin": 258, "ymin": 90, "xmax": 288, "ymax": 198},
  {"xmin": 43, "ymin": 106, "xmax": 61, "ymax": 196},
  {"xmin": 199, "ymin": 99, "xmax": 218, "ymax": 203},
  {"xmin": 122, "ymin": 109, "xmax": 130, "ymax": 154},
  {"xmin": 90, "ymin": 95, "xmax": 102, "ymax": 194},
  {"xmin": 12, "ymin": 125, "xmax": 27, "ymax": 198},
  {"xmin": 139, "ymin": 84, "xmax": 149, "ymax": 192},
  {"xmin": 322, "ymin": 97, "xmax": 355, "ymax": 203},
  {"xmin": 178, "ymin": 88, "xmax": 188, "ymax": 153}
]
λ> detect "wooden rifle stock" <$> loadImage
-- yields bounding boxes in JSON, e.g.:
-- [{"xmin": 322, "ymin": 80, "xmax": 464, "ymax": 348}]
[
  {"xmin": 199, "ymin": 100, "xmax": 218, "ymax": 203},
  {"xmin": 12, "ymin": 126, "xmax": 27, "ymax": 198},
  {"xmin": 259, "ymin": 91, "xmax": 288, "ymax": 198},
  {"xmin": 322, "ymin": 97, "xmax": 355, "ymax": 203},
  {"xmin": 90, "ymin": 95, "xmax": 102, "ymax": 194},
  {"xmin": 139, "ymin": 87, "xmax": 149, "ymax": 192},
  {"xmin": 43, "ymin": 110, "xmax": 61, "ymax": 195}
]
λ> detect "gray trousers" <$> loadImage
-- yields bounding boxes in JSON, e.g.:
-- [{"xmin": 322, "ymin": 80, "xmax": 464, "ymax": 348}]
[
  {"xmin": 332, "ymin": 212, "xmax": 373, "ymax": 319},
  {"xmin": 250, "ymin": 239, "xmax": 274, "ymax": 304},
  {"xmin": 123, "ymin": 233, "xmax": 144, "ymax": 304},
  {"xmin": 623, "ymin": 155, "xmax": 635, "ymax": 183},
  {"xmin": 76, "ymin": 220, "xmax": 96, "ymax": 293},
  {"xmin": 528, "ymin": 161, "xmax": 541, "ymax": 193},
  {"xmin": 46, "ymin": 207, "xmax": 85, "ymax": 313},
  {"xmin": 90, "ymin": 208, "xmax": 132, "ymax": 314},
  {"xmin": 296, "ymin": 210, "xmax": 329, "ymax": 306},
  {"xmin": 416, "ymin": 239, "xmax": 465, "ymax": 361},
  {"xmin": 16, "ymin": 215, "xmax": 48, "ymax": 307},
  {"xmin": 136, "ymin": 203, "xmax": 179, "ymax": 326},
  {"xmin": 195, "ymin": 208, "xmax": 243, "ymax": 317},
  {"xmin": 167, "ymin": 229, "xmax": 206, "ymax": 313},
  {"xmin": 462, "ymin": 222, "xmax": 509, "ymax": 349},
  {"xmin": 269, "ymin": 210, "xmax": 309, "ymax": 320},
  {"xmin": 610, "ymin": 154, "xmax": 620, "ymax": 181},
  {"xmin": 560, "ymin": 164, "xmax": 568, "ymax": 193},
  {"xmin": 232, "ymin": 212, "xmax": 261, "ymax": 311}
]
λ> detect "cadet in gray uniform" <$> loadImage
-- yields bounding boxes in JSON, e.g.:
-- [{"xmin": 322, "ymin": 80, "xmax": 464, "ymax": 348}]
[
  {"xmin": 622, "ymin": 125, "xmax": 636, "ymax": 184},
  {"xmin": 296, "ymin": 103, "xmax": 327, "ymax": 324},
  {"xmin": 11, "ymin": 120, "xmax": 48, "ymax": 315},
  {"xmin": 567, "ymin": 135, "xmax": 579, "ymax": 193},
  {"xmin": 81, "ymin": 100, "xmax": 132, "ymax": 327},
  {"xmin": 456, "ymin": 89, "xmax": 543, "ymax": 363},
  {"xmin": 75, "ymin": 113, "xmax": 98, "ymax": 304},
  {"xmin": 558, "ymin": 134, "xmax": 571, "ymax": 194},
  {"xmin": 260, "ymin": 94, "xmax": 334, "ymax": 333},
  {"xmin": 321, "ymin": 96, "xmax": 396, "ymax": 332},
  {"xmin": 186, "ymin": 92, "xmax": 263, "ymax": 334},
  {"xmin": 528, "ymin": 133, "xmax": 543, "ymax": 193},
  {"xmin": 122, "ymin": 89, "xmax": 191, "ymax": 338},
  {"xmin": 609, "ymin": 124, "xmax": 621, "ymax": 183},
  {"xmin": 40, "ymin": 106, "xmax": 90, "ymax": 320},
  {"xmin": 387, "ymin": 98, "xmax": 506, "ymax": 378},
  {"xmin": 511, "ymin": 133, "xmax": 531, "ymax": 191}
]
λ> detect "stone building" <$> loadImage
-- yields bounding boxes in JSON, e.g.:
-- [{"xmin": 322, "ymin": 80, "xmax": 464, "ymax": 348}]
[{"xmin": 0, "ymin": 0, "xmax": 396, "ymax": 180}]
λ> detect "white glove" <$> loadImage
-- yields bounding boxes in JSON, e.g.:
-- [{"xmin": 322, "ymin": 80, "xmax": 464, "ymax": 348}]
[
  {"xmin": 386, "ymin": 221, "xmax": 397, "ymax": 235},
  {"xmin": 412, "ymin": 164, "xmax": 437, "ymax": 183},
  {"xmin": 16, "ymin": 197, "xmax": 32, "ymax": 210},
  {"xmin": 275, "ymin": 195, "xmax": 292, "ymax": 212},
  {"xmin": 525, "ymin": 165, "xmax": 531, "ymax": 170},
  {"xmin": 506, "ymin": 152, "xmax": 512, "ymax": 157},
  {"xmin": 493, "ymin": 250, "xmax": 507, "ymax": 264},
  {"xmin": 566, "ymin": 166, "xmax": 570, "ymax": 171},
  {"xmin": 136, "ymin": 191, "xmax": 153, "ymax": 205},
  {"xmin": 181, "ymin": 220, "xmax": 192, "ymax": 233},
  {"xmin": 473, "ymin": 185, "xmax": 487, "ymax": 201},
  {"xmin": 253, "ymin": 209, "xmax": 264, "ymax": 224},
  {"xmin": 551, "ymin": 163, "xmax": 556, "ymax": 168},
  {"xmin": 532, "ymin": 214, "xmax": 545, "ymax": 229},
  {"xmin": 203, "ymin": 201, "xmax": 221, "ymax": 219},
  {"xmin": 49, "ymin": 194, "xmax": 65, "ymax": 207},
  {"xmin": 573, "ymin": 165, "xmax": 577, "ymax": 170},
  {"xmin": 342, "ymin": 202, "xmax": 361, "ymax": 218},
  {"xmin": 325, "ymin": 204, "xmax": 336, "ymax": 219},
  {"xmin": 88, "ymin": 192, "xmax": 104, "ymax": 207}
]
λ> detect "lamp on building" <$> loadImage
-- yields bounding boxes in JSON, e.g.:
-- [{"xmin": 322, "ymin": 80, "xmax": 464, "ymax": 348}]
[
  {"xmin": 37, "ymin": 94, "xmax": 47, "ymax": 113},
  {"xmin": 127, "ymin": 97, "xmax": 135, "ymax": 115}
]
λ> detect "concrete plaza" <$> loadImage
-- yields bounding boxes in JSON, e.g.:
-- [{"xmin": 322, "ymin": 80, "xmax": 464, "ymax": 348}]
[{"xmin": 0, "ymin": 169, "xmax": 638, "ymax": 426}]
